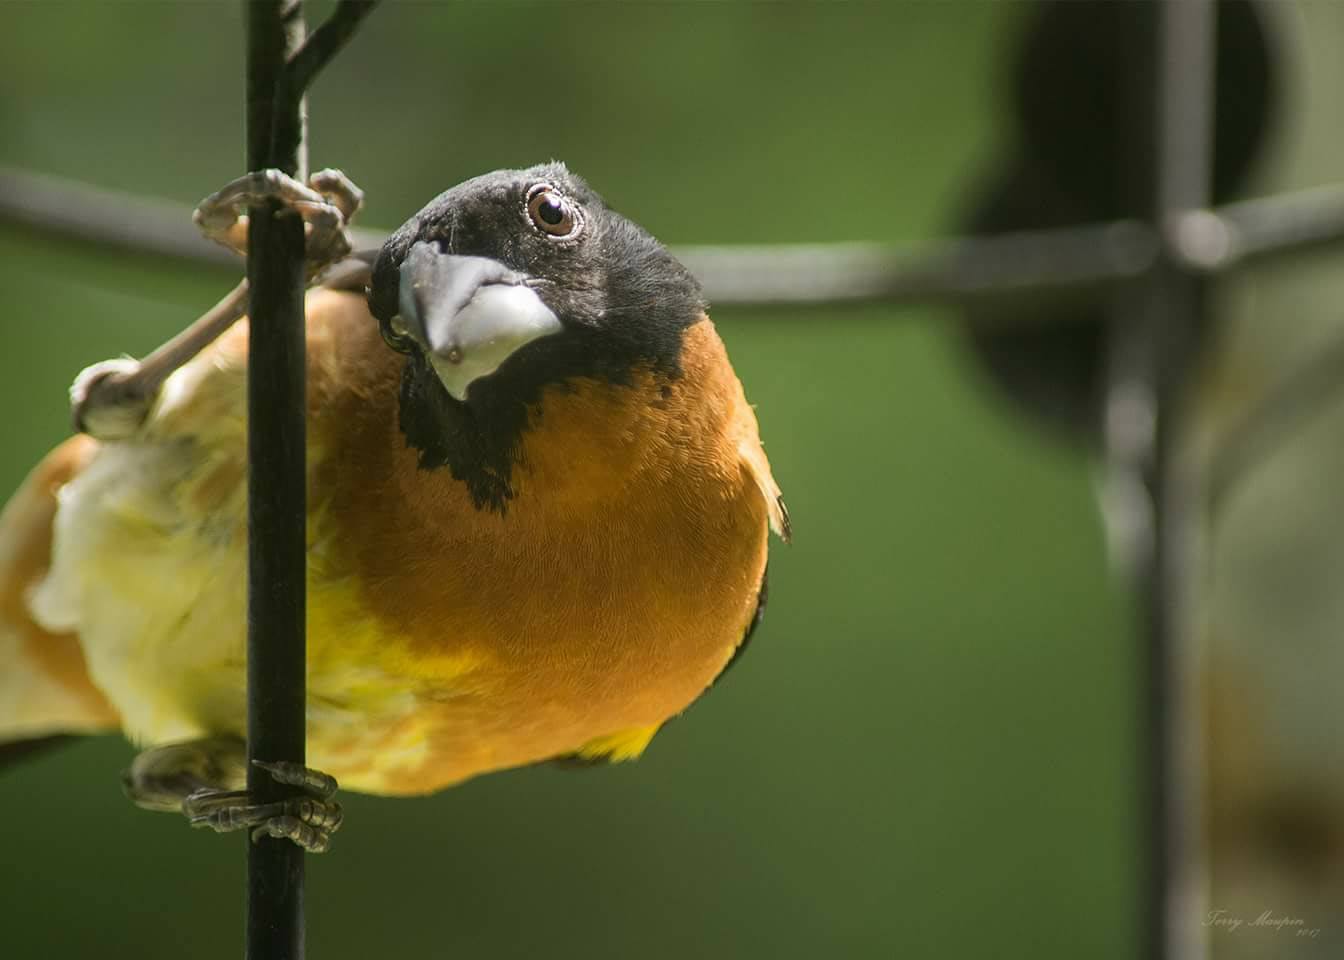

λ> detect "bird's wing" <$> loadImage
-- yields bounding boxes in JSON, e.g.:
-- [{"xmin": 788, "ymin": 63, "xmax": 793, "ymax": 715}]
[{"xmin": 0, "ymin": 435, "xmax": 121, "ymax": 743}]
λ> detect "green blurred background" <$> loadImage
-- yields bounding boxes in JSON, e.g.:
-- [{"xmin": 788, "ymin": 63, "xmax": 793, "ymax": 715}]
[{"xmin": 0, "ymin": 3, "xmax": 1141, "ymax": 957}]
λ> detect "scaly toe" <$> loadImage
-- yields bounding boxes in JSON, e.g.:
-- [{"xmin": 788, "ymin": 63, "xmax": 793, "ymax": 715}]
[
  {"xmin": 182, "ymin": 787, "xmax": 343, "ymax": 853},
  {"xmin": 193, "ymin": 168, "xmax": 361, "ymax": 276},
  {"xmin": 251, "ymin": 816, "xmax": 332, "ymax": 854},
  {"xmin": 252, "ymin": 759, "xmax": 339, "ymax": 800}
]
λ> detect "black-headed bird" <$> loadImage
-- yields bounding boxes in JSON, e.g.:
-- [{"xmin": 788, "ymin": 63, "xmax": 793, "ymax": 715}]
[{"xmin": 0, "ymin": 162, "xmax": 788, "ymax": 850}]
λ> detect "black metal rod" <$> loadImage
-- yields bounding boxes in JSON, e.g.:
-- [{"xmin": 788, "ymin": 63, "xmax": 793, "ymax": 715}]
[
  {"xmin": 287, "ymin": 0, "xmax": 380, "ymax": 94},
  {"xmin": 245, "ymin": 1, "xmax": 309, "ymax": 958}
]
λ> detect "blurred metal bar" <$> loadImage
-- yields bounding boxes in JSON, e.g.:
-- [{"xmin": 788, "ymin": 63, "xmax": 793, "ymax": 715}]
[
  {"xmin": 1146, "ymin": 1, "xmax": 1215, "ymax": 958},
  {"xmin": 0, "ymin": 167, "xmax": 240, "ymax": 267},
  {"xmin": 5, "ymin": 165, "xmax": 1344, "ymax": 308},
  {"xmin": 1210, "ymin": 184, "xmax": 1344, "ymax": 266},
  {"xmin": 679, "ymin": 225, "xmax": 1157, "ymax": 305}
]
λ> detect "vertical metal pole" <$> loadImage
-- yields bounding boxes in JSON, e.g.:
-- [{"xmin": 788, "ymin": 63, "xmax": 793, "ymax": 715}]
[
  {"xmin": 1110, "ymin": 2, "xmax": 1217, "ymax": 958},
  {"xmin": 245, "ymin": 2, "xmax": 309, "ymax": 958},
  {"xmin": 1152, "ymin": 2, "xmax": 1217, "ymax": 957}
]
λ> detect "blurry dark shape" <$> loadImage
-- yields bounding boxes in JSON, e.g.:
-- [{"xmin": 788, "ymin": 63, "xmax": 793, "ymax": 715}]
[
  {"xmin": 1246, "ymin": 795, "xmax": 1344, "ymax": 883},
  {"xmin": 1205, "ymin": 663, "xmax": 1344, "ymax": 896},
  {"xmin": 0, "ymin": 734, "xmax": 72, "ymax": 773},
  {"xmin": 956, "ymin": 0, "xmax": 1279, "ymax": 444}
]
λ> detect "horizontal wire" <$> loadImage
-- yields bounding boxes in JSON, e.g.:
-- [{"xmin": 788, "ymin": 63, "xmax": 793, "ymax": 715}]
[{"xmin": 5, "ymin": 166, "xmax": 1344, "ymax": 308}]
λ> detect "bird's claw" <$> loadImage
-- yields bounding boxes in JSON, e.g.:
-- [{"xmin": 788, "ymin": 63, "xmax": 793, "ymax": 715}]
[
  {"xmin": 251, "ymin": 758, "xmax": 339, "ymax": 799},
  {"xmin": 193, "ymin": 168, "xmax": 364, "ymax": 278},
  {"xmin": 69, "ymin": 357, "xmax": 153, "ymax": 440},
  {"xmin": 180, "ymin": 759, "xmax": 343, "ymax": 854}
]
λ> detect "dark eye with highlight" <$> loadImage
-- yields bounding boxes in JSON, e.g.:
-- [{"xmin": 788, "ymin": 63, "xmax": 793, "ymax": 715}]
[
  {"xmin": 527, "ymin": 185, "xmax": 579, "ymax": 238},
  {"xmin": 379, "ymin": 314, "xmax": 414, "ymax": 355}
]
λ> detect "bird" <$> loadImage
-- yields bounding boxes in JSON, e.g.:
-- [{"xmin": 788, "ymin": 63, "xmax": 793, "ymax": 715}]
[{"xmin": 0, "ymin": 161, "xmax": 789, "ymax": 851}]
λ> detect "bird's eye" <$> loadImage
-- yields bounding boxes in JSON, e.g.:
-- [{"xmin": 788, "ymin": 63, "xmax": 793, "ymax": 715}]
[
  {"xmin": 379, "ymin": 314, "xmax": 414, "ymax": 355},
  {"xmin": 526, "ymin": 185, "xmax": 579, "ymax": 238}
]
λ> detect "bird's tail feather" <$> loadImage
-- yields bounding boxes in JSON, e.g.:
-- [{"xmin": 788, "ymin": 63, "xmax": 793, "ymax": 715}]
[{"xmin": 0, "ymin": 436, "xmax": 120, "ymax": 747}]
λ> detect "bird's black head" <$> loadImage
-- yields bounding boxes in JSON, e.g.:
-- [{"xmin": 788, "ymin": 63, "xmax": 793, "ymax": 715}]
[{"xmin": 367, "ymin": 162, "xmax": 705, "ymax": 512}]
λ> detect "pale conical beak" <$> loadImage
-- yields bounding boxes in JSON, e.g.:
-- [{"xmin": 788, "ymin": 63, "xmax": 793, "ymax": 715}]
[{"xmin": 397, "ymin": 242, "xmax": 562, "ymax": 401}]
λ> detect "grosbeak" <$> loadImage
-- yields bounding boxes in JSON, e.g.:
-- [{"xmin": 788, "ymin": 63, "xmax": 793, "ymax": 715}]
[{"xmin": 0, "ymin": 162, "xmax": 788, "ymax": 850}]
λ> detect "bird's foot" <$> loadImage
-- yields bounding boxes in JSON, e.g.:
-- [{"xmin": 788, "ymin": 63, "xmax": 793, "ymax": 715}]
[
  {"xmin": 69, "ymin": 281, "xmax": 250, "ymax": 440},
  {"xmin": 124, "ymin": 738, "xmax": 343, "ymax": 853},
  {"xmin": 69, "ymin": 357, "xmax": 153, "ymax": 440},
  {"xmin": 193, "ymin": 168, "xmax": 364, "ymax": 277},
  {"xmin": 182, "ymin": 759, "xmax": 343, "ymax": 854},
  {"xmin": 70, "ymin": 170, "xmax": 364, "ymax": 440}
]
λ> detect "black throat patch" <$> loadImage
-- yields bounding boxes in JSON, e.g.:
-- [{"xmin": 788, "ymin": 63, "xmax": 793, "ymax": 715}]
[
  {"xmin": 398, "ymin": 351, "xmax": 524, "ymax": 512},
  {"xmin": 397, "ymin": 314, "xmax": 692, "ymax": 514}
]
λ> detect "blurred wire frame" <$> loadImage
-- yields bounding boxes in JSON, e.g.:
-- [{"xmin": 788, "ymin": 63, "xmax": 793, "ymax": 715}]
[
  {"xmin": 2, "ymin": 3, "xmax": 1344, "ymax": 956},
  {"xmin": 4, "ymin": 163, "xmax": 1344, "ymax": 302}
]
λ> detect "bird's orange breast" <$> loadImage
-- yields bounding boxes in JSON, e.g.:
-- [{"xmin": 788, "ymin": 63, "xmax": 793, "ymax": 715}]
[{"xmin": 296, "ymin": 291, "xmax": 777, "ymax": 792}]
